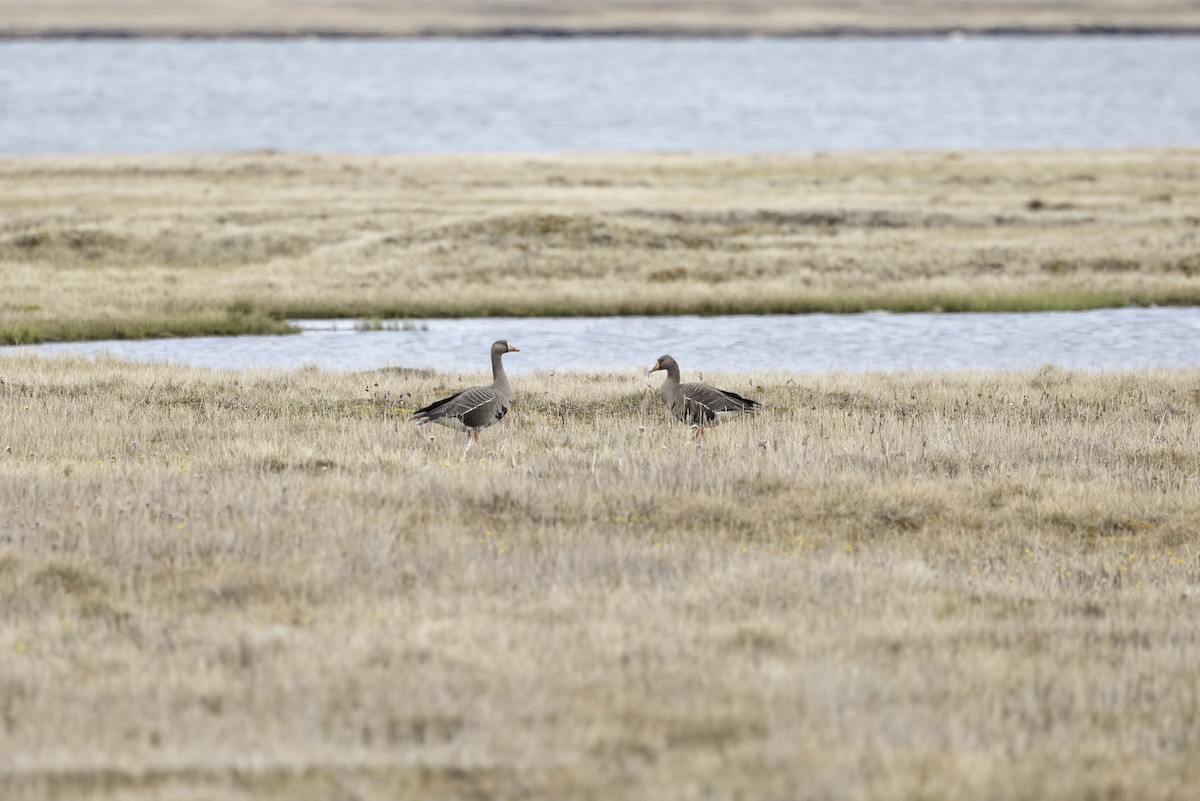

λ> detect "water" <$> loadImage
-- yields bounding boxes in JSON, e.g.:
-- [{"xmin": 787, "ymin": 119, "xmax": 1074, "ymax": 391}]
[
  {"xmin": 1, "ymin": 36, "xmax": 1198, "ymax": 154},
  {"xmin": 11, "ymin": 308, "xmax": 1200, "ymax": 374}
]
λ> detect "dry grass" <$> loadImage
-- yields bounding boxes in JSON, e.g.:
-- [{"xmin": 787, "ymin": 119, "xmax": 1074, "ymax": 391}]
[
  {"xmin": 2, "ymin": 353, "xmax": 1200, "ymax": 799},
  {"xmin": 2, "ymin": 0, "xmax": 1200, "ymax": 36},
  {"xmin": 3, "ymin": 150, "xmax": 1200, "ymax": 342}
]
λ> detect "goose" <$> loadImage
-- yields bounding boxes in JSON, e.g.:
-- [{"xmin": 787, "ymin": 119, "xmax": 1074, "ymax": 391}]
[
  {"xmin": 649, "ymin": 354, "xmax": 760, "ymax": 438},
  {"xmin": 413, "ymin": 340, "xmax": 519, "ymax": 442}
]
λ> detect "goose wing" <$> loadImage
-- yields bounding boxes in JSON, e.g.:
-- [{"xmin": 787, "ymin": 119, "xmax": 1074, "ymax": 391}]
[
  {"xmin": 677, "ymin": 383, "xmax": 761, "ymax": 425},
  {"xmin": 413, "ymin": 385, "xmax": 506, "ymax": 430}
]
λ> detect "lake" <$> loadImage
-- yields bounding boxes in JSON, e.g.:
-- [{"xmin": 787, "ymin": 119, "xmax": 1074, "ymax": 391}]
[
  {"xmin": 1, "ymin": 36, "xmax": 1198, "ymax": 154},
  {"xmin": 12, "ymin": 308, "xmax": 1200, "ymax": 373}
]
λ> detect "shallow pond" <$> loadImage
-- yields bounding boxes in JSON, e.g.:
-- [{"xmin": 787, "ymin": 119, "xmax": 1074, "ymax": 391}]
[
  {"xmin": 10, "ymin": 308, "xmax": 1200, "ymax": 374},
  {"xmin": 2, "ymin": 36, "xmax": 1199, "ymax": 153}
]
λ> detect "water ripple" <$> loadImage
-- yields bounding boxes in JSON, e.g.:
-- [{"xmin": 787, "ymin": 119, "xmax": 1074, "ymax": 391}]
[
  {"xmin": 9, "ymin": 308, "xmax": 1200, "ymax": 374},
  {"xmin": 2, "ymin": 36, "xmax": 1199, "ymax": 153}
]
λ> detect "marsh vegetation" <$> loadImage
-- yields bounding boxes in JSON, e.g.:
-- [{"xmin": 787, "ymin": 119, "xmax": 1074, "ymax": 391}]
[
  {"xmin": 2, "ymin": 150, "xmax": 1199, "ymax": 343},
  {"xmin": 2, "ymin": 355, "xmax": 1199, "ymax": 799}
]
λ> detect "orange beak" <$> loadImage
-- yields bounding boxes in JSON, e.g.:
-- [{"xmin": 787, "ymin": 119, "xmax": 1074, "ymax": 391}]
[{"xmin": 507, "ymin": 344, "xmax": 520, "ymax": 353}]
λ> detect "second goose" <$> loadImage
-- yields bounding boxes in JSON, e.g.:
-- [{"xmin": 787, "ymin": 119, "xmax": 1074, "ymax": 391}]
[
  {"xmin": 413, "ymin": 339, "xmax": 519, "ymax": 442},
  {"xmin": 649, "ymin": 354, "xmax": 760, "ymax": 438}
]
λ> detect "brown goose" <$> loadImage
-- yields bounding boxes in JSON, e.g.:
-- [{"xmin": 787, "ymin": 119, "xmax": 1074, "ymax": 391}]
[
  {"xmin": 413, "ymin": 340, "xmax": 519, "ymax": 441},
  {"xmin": 649, "ymin": 354, "xmax": 760, "ymax": 438}
]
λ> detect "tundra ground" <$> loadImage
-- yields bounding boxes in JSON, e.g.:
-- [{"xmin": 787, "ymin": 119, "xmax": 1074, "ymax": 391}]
[{"xmin": 2, "ymin": 356, "xmax": 1199, "ymax": 799}]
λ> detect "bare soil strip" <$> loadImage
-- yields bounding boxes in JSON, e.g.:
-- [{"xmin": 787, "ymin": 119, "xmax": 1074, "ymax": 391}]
[{"xmin": 3, "ymin": 0, "xmax": 1200, "ymax": 37}]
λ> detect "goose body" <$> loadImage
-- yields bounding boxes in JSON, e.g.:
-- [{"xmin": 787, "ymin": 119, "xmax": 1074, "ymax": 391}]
[
  {"xmin": 413, "ymin": 340, "xmax": 519, "ymax": 441},
  {"xmin": 649, "ymin": 354, "xmax": 760, "ymax": 434}
]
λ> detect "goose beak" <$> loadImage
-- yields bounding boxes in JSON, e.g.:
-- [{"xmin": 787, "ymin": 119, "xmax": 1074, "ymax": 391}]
[
  {"xmin": 648, "ymin": 360, "xmax": 660, "ymax": 374},
  {"xmin": 507, "ymin": 344, "xmax": 520, "ymax": 353}
]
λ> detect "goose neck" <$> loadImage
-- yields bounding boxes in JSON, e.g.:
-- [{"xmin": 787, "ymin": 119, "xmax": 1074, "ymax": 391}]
[{"xmin": 492, "ymin": 351, "xmax": 512, "ymax": 393}]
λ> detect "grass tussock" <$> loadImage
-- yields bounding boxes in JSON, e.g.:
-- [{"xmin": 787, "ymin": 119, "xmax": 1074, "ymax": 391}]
[
  {"xmin": 2, "ymin": 150, "xmax": 1200, "ymax": 342},
  {"xmin": 1, "ymin": 354, "xmax": 1200, "ymax": 799}
]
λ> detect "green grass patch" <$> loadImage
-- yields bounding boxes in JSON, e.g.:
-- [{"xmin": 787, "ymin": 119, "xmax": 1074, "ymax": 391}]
[
  {"xmin": 0, "ymin": 311, "xmax": 296, "ymax": 345},
  {"xmin": 273, "ymin": 289, "xmax": 1200, "ymax": 322}
]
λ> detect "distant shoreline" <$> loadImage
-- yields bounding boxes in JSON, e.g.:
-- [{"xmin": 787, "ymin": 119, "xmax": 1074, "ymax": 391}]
[
  {"xmin": 4, "ymin": 27, "xmax": 1200, "ymax": 40},
  {"xmin": 4, "ymin": 0, "xmax": 1200, "ymax": 40}
]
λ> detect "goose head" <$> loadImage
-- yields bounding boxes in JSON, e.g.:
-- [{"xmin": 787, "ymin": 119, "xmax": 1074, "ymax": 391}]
[{"xmin": 649, "ymin": 354, "xmax": 677, "ymax": 374}]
